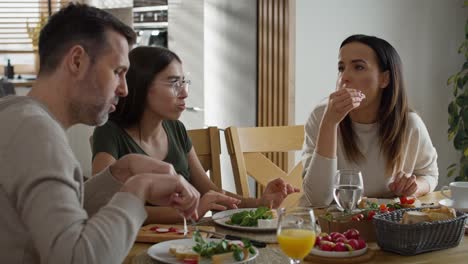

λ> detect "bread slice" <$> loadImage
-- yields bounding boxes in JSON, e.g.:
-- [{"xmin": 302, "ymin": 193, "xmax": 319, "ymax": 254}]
[
  {"xmin": 402, "ymin": 207, "xmax": 457, "ymax": 224},
  {"xmin": 168, "ymin": 245, "xmax": 200, "ymax": 261},
  {"xmin": 401, "ymin": 211, "xmax": 431, "ymax": 224},
  {"xmin": 212, "ymin": 248, "xmax": 249, "ymax": 264},
  {"xmin": 422, "ymin": 206, "xmax": 456, "ymax": 221}
]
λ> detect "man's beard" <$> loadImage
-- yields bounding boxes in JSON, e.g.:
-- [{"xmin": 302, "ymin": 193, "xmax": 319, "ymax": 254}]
[{"xmin": 70, "ymin": 77, "xmax": 113, "ymax": 126}]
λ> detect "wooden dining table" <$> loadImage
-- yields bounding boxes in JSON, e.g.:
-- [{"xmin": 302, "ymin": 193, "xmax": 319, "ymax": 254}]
[{"xmin": 123, "ymin": 191, "xmax": 468, "ymax": 264}]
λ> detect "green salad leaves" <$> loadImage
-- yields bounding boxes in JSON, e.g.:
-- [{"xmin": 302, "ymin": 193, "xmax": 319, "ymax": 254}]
[
  {"xmin": 226, "ymin": 207, "xmax": 274, "ymax": 227},
  {"xmin": 192, "ymin": 230, "xmax": 255, "ymax": 261}
]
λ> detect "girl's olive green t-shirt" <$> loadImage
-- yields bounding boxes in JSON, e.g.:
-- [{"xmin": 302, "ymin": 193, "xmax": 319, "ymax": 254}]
[{"xmin": 92, "ymin": 120, "xmax": 192, "ymax": 181}]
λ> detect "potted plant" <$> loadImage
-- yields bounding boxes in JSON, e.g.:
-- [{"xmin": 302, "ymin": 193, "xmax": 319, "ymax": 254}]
[{"xmin": 447, "ymin": 1, "xmax": 468, "ymax": 182}]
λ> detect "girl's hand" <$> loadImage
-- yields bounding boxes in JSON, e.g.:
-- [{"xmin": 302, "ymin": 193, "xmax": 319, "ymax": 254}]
[
  {"xmin": 197, "ymin": 190, "xmax": 240, "ymax": 218},
  {"xmin": 323, "ymin": 88, "xmax": 365, "ymax": 125}
]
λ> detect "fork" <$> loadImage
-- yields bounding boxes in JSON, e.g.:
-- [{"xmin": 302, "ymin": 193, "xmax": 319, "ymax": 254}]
[
  {"xmin": 190, "ymin": 218, "xmax": 199, "ymax": 232},
  {"xmin": 183, "ymin": 216, "xmax": 188, "ymax": 237}
]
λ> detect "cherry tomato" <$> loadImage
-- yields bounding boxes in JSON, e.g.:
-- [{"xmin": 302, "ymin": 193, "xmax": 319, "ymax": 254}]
[
  {"xmin": 400, "ymin": 196, "xmax": 408, "ymax": 204},
  {"xmin": 379, "ymin": 204, "xmax": 387, "ymax": 210},
  {"xmin": 367, "ymin": 211, "xmax": 376, "ymax": 220}
]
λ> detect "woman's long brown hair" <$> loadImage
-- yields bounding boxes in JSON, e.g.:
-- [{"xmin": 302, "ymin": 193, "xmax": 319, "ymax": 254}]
[{"xmin": 338, "ymin": 35, "xmax": 409, "ymax": 175}]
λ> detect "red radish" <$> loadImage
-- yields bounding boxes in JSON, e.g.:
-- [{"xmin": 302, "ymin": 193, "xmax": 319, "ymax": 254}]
[
  {"xmin": 357, "ymin": 239, "xmax": 367, "ymax": 250},
  {"xmin": 330, "ymin": 232, "xmax": 346, "ymax": 242},
  {"xmin": 343, "ymin": 228, "xmax": 360, "ymax": 240},
  {"xmin": 315, "ymin": 236, "xmax": 322, "ymax": 245},
  {"xmin": 333, "ymin": 242, "xmax": 347, "ymax": 252},
  {"xmin": 319, "ymin": 233, "xmax": 332, "ymax": 242},
  {"xmin": 347, "ymin": 239, "xmax": 360, "ymax": 250},
  {"xmin": 155, "ymin": 228, "xmax": 169, "ymax": 233},
  {"xmin": 335, "ymin": 237, "xmax": 348, "ymax": 244},
  {"xmin": 319, "ymin": 241, "xmax": 335, "ymax": 251}
]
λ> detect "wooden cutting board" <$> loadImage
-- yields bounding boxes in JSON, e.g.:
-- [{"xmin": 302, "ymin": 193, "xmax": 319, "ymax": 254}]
[{"xmin": 136, "ymin": 224, "xmax": 216, "ymax": 243}]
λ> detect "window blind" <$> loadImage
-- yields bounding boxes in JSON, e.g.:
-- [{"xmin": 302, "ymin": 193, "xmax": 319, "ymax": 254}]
[{"xmin": 0, "ymin": 0, "xmax": 64, "ymax": 53}]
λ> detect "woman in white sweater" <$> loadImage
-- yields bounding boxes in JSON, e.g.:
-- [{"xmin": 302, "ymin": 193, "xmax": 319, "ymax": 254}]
[{"xmin": 301, "ymin": 34, "xmax": 438, "ymax": 207}]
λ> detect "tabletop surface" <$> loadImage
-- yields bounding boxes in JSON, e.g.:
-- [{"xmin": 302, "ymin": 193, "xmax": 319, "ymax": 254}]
[{"xmin": 124, "ymin": 191, "xmax": 468, "ymax": 264}]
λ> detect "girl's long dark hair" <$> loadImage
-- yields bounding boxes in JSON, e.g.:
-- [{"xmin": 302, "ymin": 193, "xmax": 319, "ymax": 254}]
[{"xmin": 339, "ymin": 34, "xmax": 409, "ymax": 175}]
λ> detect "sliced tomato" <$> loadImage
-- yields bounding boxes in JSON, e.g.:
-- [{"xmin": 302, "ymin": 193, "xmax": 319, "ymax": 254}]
[
  {"xmin": 183, "ymin": 259, "xmax": 198, "ymax": 264},
  {"xmin": 406, "ymin": 198, "xmax": 416, "ymax": 204}
]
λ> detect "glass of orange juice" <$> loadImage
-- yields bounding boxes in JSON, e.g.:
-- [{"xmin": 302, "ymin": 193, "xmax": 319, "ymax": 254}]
[{"xmin": 277, "ymin": 207, "xmax": 316, "ymax": 263}]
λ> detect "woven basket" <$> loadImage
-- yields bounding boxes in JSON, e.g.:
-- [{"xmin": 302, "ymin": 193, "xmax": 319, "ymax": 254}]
[{"xmin": 373, "ymin": 208, "xmax": 467, "ymax": 255}]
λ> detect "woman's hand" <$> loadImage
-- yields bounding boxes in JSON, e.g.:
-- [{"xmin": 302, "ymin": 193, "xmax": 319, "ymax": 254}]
[
  {"xmin": 197, "ymin": 190, "xmax": 240, "ymax": 218},
  {"xmin": 388, "ymin": 172, "xmax": 418, "ymax": 197},
  {"xmin": 322, "ymin": 88, "xmax": 365, "ymax": 125},
  {"xmin": 260, "ymin": 178, "xmax": 300, "ymax": 208}
]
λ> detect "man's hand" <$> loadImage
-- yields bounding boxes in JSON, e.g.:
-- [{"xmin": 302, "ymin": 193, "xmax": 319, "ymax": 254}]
[
  {"xmin": 260, "ymin": 178, "xmax": 300, "ymax": 208},
  {"xmin": 122, "ymin": 173, "xmax": 200, "ymax": 219},
  {"xmin": 388, "ymin": 172, "xmax": 418, "ymax": 197},
  {"xmin": 110, "ymin": 154, "xmax": 177, "ymax": 183}
]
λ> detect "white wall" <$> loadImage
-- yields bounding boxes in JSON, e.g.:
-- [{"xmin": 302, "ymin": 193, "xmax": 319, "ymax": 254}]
[
  {"xmin": 296, "ymin": 0, "xmax": 466, "ymax": 189},
  {"xmin": 169, "ymin": 0, "xmax": 205, "ymax": 129},
  {"xmin": 205, "ymin": 0, "xmax": 257, "ymax": 192}
]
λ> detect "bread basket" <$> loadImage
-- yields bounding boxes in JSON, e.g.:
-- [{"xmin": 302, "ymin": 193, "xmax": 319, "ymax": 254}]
[{"xmin": 372, "ymin": 208, "xmax": 467, "ymax": 255}]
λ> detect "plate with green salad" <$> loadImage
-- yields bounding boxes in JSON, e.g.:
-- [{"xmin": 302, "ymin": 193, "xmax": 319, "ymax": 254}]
[
  {"xmin": 147, "ymin": 230, "xmax": 259, "ymax": 263},
  {"xmin": 212, "ymin": 207, "xmax": 278, "ymax": 231}
]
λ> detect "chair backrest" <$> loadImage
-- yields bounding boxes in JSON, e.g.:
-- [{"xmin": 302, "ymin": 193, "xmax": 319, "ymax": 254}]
[
  {"xmin": 187, "ymin": 127, "xmax": 222, "ymax": 189},
  {"xmin": 224, "ymin": 125, "xmax": 305, "ymax": 198}
]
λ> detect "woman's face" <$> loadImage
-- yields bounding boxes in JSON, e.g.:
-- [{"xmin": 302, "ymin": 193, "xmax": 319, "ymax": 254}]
[
  {"xmin": 337, "ymin": 42, "xmax": 389, "ymax": 109},
  {"xmin": 146, "ymin": 60, "xmax": 188, "ymax": 120}
]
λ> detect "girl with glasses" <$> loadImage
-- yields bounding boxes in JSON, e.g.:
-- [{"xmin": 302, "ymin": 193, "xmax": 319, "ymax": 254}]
[{"xmin": 92, "ymin": 46, "xmax": 298, "ymax": 224}]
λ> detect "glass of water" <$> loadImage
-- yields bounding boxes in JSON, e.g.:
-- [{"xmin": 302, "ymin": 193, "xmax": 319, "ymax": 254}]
[{"xmin": 333, "ymin": 169, "xmax": 364, "ymax": 213}]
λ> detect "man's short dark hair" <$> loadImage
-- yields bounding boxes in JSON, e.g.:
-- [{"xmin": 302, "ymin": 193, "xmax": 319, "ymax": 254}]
[{"xmin": 38, "ymin": 3, "xmax": 136, "ymax": 75}]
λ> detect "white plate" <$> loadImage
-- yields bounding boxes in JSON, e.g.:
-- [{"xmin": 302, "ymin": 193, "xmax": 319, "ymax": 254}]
[
  {"xmin": 147, "ymin": 238, "xmax": 259, "ymax": 264},
  {"xmin": 310, "ymin": 245, "xmax": 368, "ymax": 258},
  {"xmin": 439, "ymin": 199, "xmax": 468, "ymax": 213},
  {"xmin": 212, "ymin": 208, "xmax": 277, "ymax": 231}
]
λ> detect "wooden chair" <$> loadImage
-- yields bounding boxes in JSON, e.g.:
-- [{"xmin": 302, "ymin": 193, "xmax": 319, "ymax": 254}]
[
  {"xmin": 224, "ymin": 125, "xmax": 305, "ymax": 206},
  {"xmin": 187, "ymin": 127, "xmax": 222, "ymax": 189}
]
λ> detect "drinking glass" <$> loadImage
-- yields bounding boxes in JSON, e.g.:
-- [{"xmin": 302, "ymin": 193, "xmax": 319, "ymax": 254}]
[
  {"xmin": 333, "ymin": 169, "xmax": 364, "ymax": 213},
  {"xmin": 277, "ymin": 207, "xmax": 316, "ymax": 264}
]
